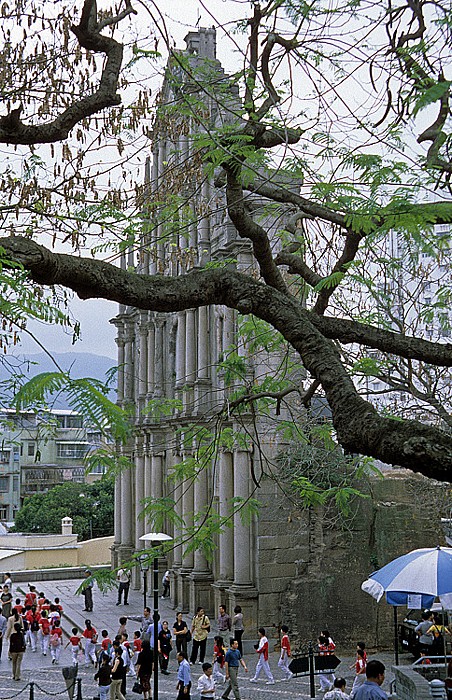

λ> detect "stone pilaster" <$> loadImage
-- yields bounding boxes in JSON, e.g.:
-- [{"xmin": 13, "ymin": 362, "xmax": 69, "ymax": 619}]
[{"xmin": 213, "ymin": 450, "xmax": 234, "ymax": 609}]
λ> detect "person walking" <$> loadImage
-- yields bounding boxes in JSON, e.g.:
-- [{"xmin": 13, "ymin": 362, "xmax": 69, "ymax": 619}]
[
  {"xmin": 110, "ymin": 647, "xmax": 127, "ymax": 700},
  {"xmin": 232, "ymin": 606, "xmax": 244, "ymax": 655},
  {"xmin": 415, "ymin": 612, "xmax": 434, "ymax": 655},
  {"xmin": 222, "ymin": 638, "xmax": 248, "ymax": 700},
  {"xmin": 83, "ymin": 619, "xmax": 98, "ymax": 666},
  {"xmin": 197, "ymin": 662, "xmax": 216, "ymax": 698},
  {"xmin": 190, "ymin": 607, "xmax": 210, "ymax": 665},
  {"xmin": 9, "ymin": 622, "xmax": 26, "ymax": 681},
  {"xmin": 159, "ymin": 620, "xmax": 173, "ymax": 674},
  {"xmin": 38, "ymin": 610, "xmax": 51, "ymax": 656},
  {"xmin": 116, "ymin": 568, "xmax": 131, "ymax": 606},
  {"xmin": 50, "ymin": 619, "xmax": 63, "ymax": 665},
  {"xmin": 250, "ymin": 628, "xmax": 274, "ymax": 685},
  {"xmin": 213, "ymin": 635, "xmax": 226, "ymax": 683},
  {"xmin": 353, "ymin": 660, "xmax": 388, "ymax": 700},
  {"xmin": 173, "ymin": 612, "xmax": 189, "ymax": 655},
  {"xmin": 94, "ymin": 653, "xmax": 112, "ymax": 700},
  {"xmin": 82, "ymin": 570, "xmax": 94, "ymax": 612},
  {"xmin": 0, "ymin": 606, "xmax": 6, "ymax": 660},
  {"xmin": 177, "ymin": 651, "xmax": 192, "ymax": 700},
  {"xmin": 161, "ymin": 570, "xmax": 171, "ymax": 599},
  {"xmin": 350, "ymin": 649, "xmax": 367, "ymax": 699},
  {"xmin": 318, "ymin": 633, "xmax": 336, "ymax": 691},
  {"xmin": 136, "ymin": 638, "xmax": 154, "ymax": 700},
  {"xmin": 66, "ymin": 627, "xmax": 83, "ymax": 666},
  {"xmin": 278, "ymin": 625, "xmax": 293, "ymax": 680}
]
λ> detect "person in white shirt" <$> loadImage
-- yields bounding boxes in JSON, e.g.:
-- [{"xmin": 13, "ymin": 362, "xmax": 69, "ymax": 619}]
[
  {"xmin": 324, "ymin": 678, "xmax": 350, "ymax": 700},
  {"xmin": 116, "ymin": 569, "xmax": 131, "ymax": 606},
  {"xmin": 197, "ymin": 663, "xmax": 216, "ymax": 697}
]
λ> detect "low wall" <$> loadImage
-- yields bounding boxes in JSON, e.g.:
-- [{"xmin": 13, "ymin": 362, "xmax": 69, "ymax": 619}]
[
  {"xmin": 7, "ymin": 564, "xmax": 110, "ymax": 583},
  {"xmin": 393, "ymin": 665, "xmax": 432, "ymax": 700},
  {"xmin": 78, "ymin": 536, "xmax": 114, "ymax": 566}
]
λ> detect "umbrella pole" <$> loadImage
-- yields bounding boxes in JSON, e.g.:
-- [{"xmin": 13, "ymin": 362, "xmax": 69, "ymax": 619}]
[{"xmin": 393, "ymin": 606, "xmax": 399, "ymax": 665}]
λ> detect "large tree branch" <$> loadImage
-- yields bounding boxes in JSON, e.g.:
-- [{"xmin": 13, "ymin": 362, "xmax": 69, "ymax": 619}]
[
  {"xmin": 1, "ymin": 234, "xmax": 451, "ymax": 481},
  {"xmin": 0, "ymin": 0, "xmax": 136, "ymax": 145}
]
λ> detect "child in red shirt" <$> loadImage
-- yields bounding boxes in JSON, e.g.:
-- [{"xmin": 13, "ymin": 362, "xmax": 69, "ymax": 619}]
[
  {"xmin": 65, "ymin": 627, "xmax": 82, "ymax": 666},
  {"xmin": 278, "ymin": 625, "xmax": 293, "ymax": 680},
  {"xmin": 50, "ymin": 620, "xmax": 63, "ymax": 665},
  {"xmin": 39, "ymin": 610, "xmax": 51, "ymax": 656}
]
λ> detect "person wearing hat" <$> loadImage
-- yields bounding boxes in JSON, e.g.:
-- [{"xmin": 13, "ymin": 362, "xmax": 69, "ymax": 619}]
[{"xmin": 81, "ymin": 571, "xmax": 94, "ymax": 612}]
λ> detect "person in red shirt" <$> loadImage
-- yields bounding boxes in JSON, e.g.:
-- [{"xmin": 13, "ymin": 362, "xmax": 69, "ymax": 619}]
[
  {"xmin": 83, "ymin": 619, "xmax": 98, "ymax": 666},
  {"xmin": 278, "ymin": 625, "xmax": 293, "ymax": 680},
  {"xmin": 250, "ymin": 627, "xmax": 275, "ymax": 685},
  {"xmin": 39, "ymin": 610, "xmax": 51, "ymax": 656},
  {"xmin": 37, "ymin": 593, "xmax": 46, "ymax": 611},
  {"xmin": 50, "ymin": 619, "xmax": 63, "ymax": 664},
  {"xmin": 25, "ymin": 606, "xmax": 41, "ymax": 652},
  {"xmin": 213, "ymin": 635, "xmax": 226, "ymax": 683},
  {"xmin": 318, "ymin": 634, "xmax": 336, "ymax": 692},
  {"xmin": 12, "ymin": 599, "xmax": 24, "ymax": 616},
  {"xmin": 350, "ymin": 648, "xmax": 366, "ymax": 698},
  {"xmin": 24, "ymin": 585, "xmax": 37, "ymax": 609},
  {"xmin": 65, "ymin": 627, "xmax": 82, "ymax": 666}
]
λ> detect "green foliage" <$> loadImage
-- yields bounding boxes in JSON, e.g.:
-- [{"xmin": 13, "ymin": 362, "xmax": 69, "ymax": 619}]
[
  {"xmin": 413, "ymin": 81, "xmax": 451, "ymax": 117},
  {"xmin": 12, "ymin": 372, "xmax": 131, "ymax": 443},
  {"xmin": 12, "ymin": 476, "xmax": 114, "ymax": 540}
]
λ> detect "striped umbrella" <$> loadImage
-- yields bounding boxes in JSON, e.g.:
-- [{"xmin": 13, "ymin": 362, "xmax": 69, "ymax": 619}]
[
  {"xmin": 362, "ymin": 546, "xmax": 452, "ymax": 608},
  {"xmin": 361, "ymin": 546, "xmax": 452, "ymax": 664}
]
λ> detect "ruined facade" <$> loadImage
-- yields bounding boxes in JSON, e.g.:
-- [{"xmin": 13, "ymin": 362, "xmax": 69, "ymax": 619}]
[{"xmin": 111, "ymin": 29, "xmax": 448, "ymax": 647}]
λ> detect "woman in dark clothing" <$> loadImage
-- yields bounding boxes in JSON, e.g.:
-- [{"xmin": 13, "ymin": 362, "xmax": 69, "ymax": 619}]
[
  {"xmin": 9, "ymin": 622, "xmax": 26, "ymax": 681},
  {"xmin": 94, "ymin": 653, "xmax": 111, "ymax": 700},
  {"xmin": 136, "ymin": 639, "xmax": 154, "ymax": 700},
  {"xmin": 159, "ymin": 620, "xmax": 173, "ymax": 674},
  {"xmin": 173, "ymin": 613, "xmax": 188, "ymax": 654},
  {"xmin": 110, "ymin": 647, "xmax": 126, "ymax": 700}
]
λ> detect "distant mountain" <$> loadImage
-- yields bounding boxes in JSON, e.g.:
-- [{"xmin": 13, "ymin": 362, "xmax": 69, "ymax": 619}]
[{"xmin": 0, "ymin": 352, "xmax": 117, "ymax": 409}]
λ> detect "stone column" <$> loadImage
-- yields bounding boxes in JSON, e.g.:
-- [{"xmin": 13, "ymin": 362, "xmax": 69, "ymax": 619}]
[
  {"xmin": 176, "ymin": 474, "xmax": 194, "ymax": 613},
  {"xmin": 119, "ymin": 467, "xmax": 134, "ymax": 565},
  {"xmin": 146, "ymin": 319, "xmax": 155, "ymax": 404},
  {"xmin": 184, "ymin": 310, "xmax": 196, "ymax": 410},
  {"xmin": 227, "ymin": 449, "xmax": 258, "ymax": 633},
  {"xmin": 218, "ymin": 451, "xmax": 234, "ymax": 580},
  {"xmin": 133, "ymin": 449, "xmax": 145, "ymax": 588},
  {"xmin": 124, "ymin": 322, "xmax": 135, "ymax": 403},
  {"xmin": 144, "ymin": 450, "xmax": 152, "ymax": 532},
  {"xmin": 176, "ymin": 313, "xmax": 186, "ymax": 387},
  {"xmin": 154, "ymin": 317, "xmax": 164, "ymax": 398},
  {"xmin": 116, "ymin": 337, "xmax": 125, "ymax": 405},
  {"xmin": 189, "ymin": 465, "xmax": 214, "ymax": 614},
  {"xmin": 112, "ymin": 474, "xmax": 122, "ymax": 568},
  {"xmin": 151, "ymin": 453, "xmax": 163, "ymax": 501},
  {"xmin": 138, "ymin": 316, "xmax": 148, "ymax": 418}
]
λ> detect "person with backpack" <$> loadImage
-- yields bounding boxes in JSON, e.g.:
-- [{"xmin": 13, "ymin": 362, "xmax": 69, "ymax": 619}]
[
  {"xmin": 39, "ymin": 610, "xmax": 51, "ymax": 656},
  {"xmin": 190, "ymin": 607, "xmax": 210, "ymax": 665},
  {"xmin": 50, "ymin": 619, "xmax": 63, "ymax": 664},
  {"xmin": 427, "ymin": 613, "xmax": 451, "ymax": 656},
  {"xmin": 25, "ymin": 605, "xmax": 41, "ymax": 652}
]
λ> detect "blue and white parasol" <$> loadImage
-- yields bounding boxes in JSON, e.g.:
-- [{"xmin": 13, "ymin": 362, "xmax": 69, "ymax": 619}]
[{"xmin": 362, "ymin": 546, "xmax": 452, "ymax": 609}]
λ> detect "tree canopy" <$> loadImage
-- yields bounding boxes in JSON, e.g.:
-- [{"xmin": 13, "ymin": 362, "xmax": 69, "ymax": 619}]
[
  {"xmin": 0, "ymin": 0, "xmax": 451, "ymax": 482},
  {"xmin": 12, "ymin": 476, "xmax": 114, "ymax": 540}
]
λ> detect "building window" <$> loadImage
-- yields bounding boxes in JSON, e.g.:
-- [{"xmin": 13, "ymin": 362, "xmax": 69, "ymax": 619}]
[
  {"xmin": 0, "ymin": 451, "xmax": 9, "ymax": 464},
  {"xmin": 0, "ymin": 506, "xmax": 8, "ymax": 520},
  {"xmin": 57, "ymin": 443, "xmax": 88, "ymax": 459},
  {"xmin": 13, "ymin": 476, "xmax": 19, "ymax": 492},
  {"xmin": 0, "ymin": 476, "xmax": 9, "ymax": 492},
  {"xmin": 28, "ymin": 442, "xmax": 35, "ymax": 457}
]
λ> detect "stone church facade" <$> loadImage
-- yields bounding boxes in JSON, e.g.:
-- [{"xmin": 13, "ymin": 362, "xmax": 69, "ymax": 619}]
[{"xmin": 111, "ymin": 28, "xmax": 448, "ymax": 647}]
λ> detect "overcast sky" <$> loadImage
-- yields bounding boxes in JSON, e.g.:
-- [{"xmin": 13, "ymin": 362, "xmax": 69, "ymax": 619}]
[{"xmin": 15, "ymin": 0, "xmax": 248, "ymax": 362}]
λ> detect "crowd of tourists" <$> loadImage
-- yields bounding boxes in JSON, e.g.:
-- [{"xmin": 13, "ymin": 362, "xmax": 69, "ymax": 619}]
[{"xmin": 0, "ymin": 570, "xmax": 400, "ymax": 700}]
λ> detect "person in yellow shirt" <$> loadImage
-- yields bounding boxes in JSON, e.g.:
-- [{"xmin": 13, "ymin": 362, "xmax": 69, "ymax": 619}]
[{"xmin": 190, "ymin": 607, "xmax": 210, "ymax": 665}]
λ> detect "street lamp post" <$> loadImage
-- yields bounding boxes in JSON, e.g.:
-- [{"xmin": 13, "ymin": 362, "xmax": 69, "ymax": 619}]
[
  {"xmin": 140, "ymin": 532, "xmax": 173, "ymax": 700},
  {"xmin": 138, "ymin": 555, "xmax": 150, "ymax": 609}
]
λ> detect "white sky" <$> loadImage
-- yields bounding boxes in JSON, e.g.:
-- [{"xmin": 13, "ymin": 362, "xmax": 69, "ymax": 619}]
[{"xmin": 15, "ymin": 0, "xmax": 248, "ymax": 362}]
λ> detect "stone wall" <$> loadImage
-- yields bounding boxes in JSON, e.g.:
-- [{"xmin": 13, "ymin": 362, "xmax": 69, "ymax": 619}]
[{"xmin": 256, "ymin": 470, "xmax": 448, "ymax": 649}]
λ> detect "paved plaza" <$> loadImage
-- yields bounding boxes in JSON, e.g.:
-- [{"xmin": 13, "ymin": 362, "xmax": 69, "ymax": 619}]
[{"xmin": 0, "ymin": 578, "xmax": 405, "ymax": 700}]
